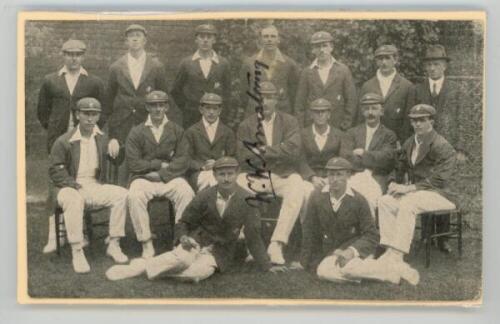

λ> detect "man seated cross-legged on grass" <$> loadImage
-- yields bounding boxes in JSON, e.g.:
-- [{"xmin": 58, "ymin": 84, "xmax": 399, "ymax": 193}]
[
  {"xmin": 106, "ymin": 157, "xmax": 287, "ymax": 282},
  {"xmin": 49, "ymin": 97, "xmax": 128, "ymax": 274}
]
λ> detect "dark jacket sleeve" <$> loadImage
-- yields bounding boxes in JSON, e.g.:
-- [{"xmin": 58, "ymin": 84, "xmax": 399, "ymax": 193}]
[
  {"xmin": 236, "ymin": 119, "xmax": 260, "ymax": 166},
  {"xmin": 181, "ymin": 130, "xmax": 206, "ymax": 172},
  {"xmin": 243, "ymin": 207, "xmax": 272, "ymax": 271},
  {"xmin": 400, "ymin": 83, "xmax": 416, "ymax": 142},
  {"xmin": 415, "ymin": 140, "xmax": 457, "ymax": 191},
  {"xmin": 361, "ymin": 130, "xmax": 397, "ymax": 173},
  {"xmin": 158, "ymin": 126, "xmax": 189, "ymax": 183},
  {"xmin": 300, "ymin": 194, "xmax": 324, "ymax": 272},
  {"xmin": 239, "ymin": 59, "xmax": 252, "ymax": 109},
  {"xmin": 174, "ymin": 193, "xmax": 205, "ymax": 243},
  {"xmin": 340, "ymin": 68, "xmax": 358, "ymax": 131},
  {"xmin": 95, "ymin": 77, "xmax": 109, "ymax": 129},
  {"xmin": 37, "ymin": 77, "xmax": 52, "ymax": 130},
  {"xmin": 265, "ymin": 116, "xmax": 302, "ymax": 161},
  {"xmin": 170, "ymin": 60, "xmax": 187, "ymax": 110},
  {"xmin": 125, "ymin": 127, "xmax": 163, "ymax": 174},
  {"xmin": 294, "ymin": 69, "xmax": 309, "ymax": 126},
  {"xmin": 348, "ymin": 195, "xmax": 380, "ymax": 258},
  {"xmin": 287, "ymin": 60, "xmax": 301, "ymax": 108},
  {"xmin": 106, "ymin": 67, "xmax": 119, "ymax": 141},
  {"xmin": 48, "ymin": 137, "xmax": 79, "ymax": 189}
]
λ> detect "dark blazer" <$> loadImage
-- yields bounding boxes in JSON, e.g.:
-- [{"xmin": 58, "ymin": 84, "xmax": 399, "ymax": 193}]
[
  {"xmin": 171, "ymin": 53, "xmax": 231, "ymax": 126},
  {"xmin": 37, "ymin": 70, "xmax": 106, "ymax": 152},
  {"xmin": 107, "ymin": 53, "xmax": 182, "ymax": 145},
  {"xmin": 300, "ymin": 190, "xmax": 380, "ymax": 273},
  {"xmin": 358, "ymin": 73, "xmax": 414, "ymax": 141},
  {"xmin": 298, "ymin": 125, "xmax": 344, "ymax": 180},
  {"xmin": 125, "ymin": 119, "xmax": 188, "ymax": 184},
  {"xmin": 413, "ymin": 77, "xmax": 463, "ymax": 151},
  {"xmin": 182, "ymin": 120, "xmax": 236, "ymax": 185},
  {"xmin": 240, "ymin": 51, "xmax": 300, "ymax": 115},
  {"xmin": 294, "ymin": 60, "xmax": 357, "ymax": 130},
  {"xmin": 396, "ymin": 130, "xmax": 457, "ymax": 204},
  {"xmin": 237, "ymin": 112, "xmax": 302, "ymax": 177},
  {"xmin": 174, "ymin": 186, "xmax": 271, "ymax": 272},
  {"xmin": 341, "ymin": 123, "xmax": 397, "ymax": 190}
]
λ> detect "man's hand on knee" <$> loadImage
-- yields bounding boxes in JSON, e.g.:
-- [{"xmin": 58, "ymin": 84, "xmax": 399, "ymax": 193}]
[{"xmin": 179, "ymin": 235, "xmax": 198, "ymax": 251}]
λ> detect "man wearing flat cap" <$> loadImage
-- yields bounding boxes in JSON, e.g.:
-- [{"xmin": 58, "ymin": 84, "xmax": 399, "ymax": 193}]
[
  {"xmin": 49, "ymin": 97, "xmax": 129, "ymax": 273},
  {"xmin": 358, "ymin": 44, "xmax": 414, "ymax": 142},
  {"xmin": 298, "ymin": 157, "xmax": 380, "ymax": 283},
  {"xmin": 126, "ymin": 90, "xmax": 195, "ymax": 259},
  {"xmin": 363, "ymin": 104, "xmax": 457, "ymax": 285},
  {"xmin": 171, "ymin": 24, "xmax": 231, "ymax": 129},
  {"xmin": 107, "ymin": 24, "xmax": 182, "ymax": 186},
  {"xmin": 37, "ymin": 39, "xmax": 107, "ymax": 253},
  {"xmin": 340, "ymin": 92, "xmax": 398, "ymax": 217},
  {"xmin": 295, "ymin": 31, "xmax": 357, "ymax": 131},
  {"xmin": 237, "ymin": 81, "xmax": 306, "ymax": 265},
  {"xmin": 106, "ymin": 157, "xmax": 286, "ymax": 282},
  {"xmin": 181, "ymin": 93, "xmax": 237, "ymax": 191},
  {"xmin": 412, "ymin": 44, "xmax": 464, "ymax": 252},
  {"xmin": 240, "ymin": 25, "xmax": 300, "ymax": 116}
]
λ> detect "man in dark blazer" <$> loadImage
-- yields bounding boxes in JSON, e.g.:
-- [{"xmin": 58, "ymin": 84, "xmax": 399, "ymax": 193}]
[
  {"xmin": 37, "ymin": 39, "xmax": 107, "ymax": 254},
  {"xmin": 181, "ymin": 93, "xmax": 237, "ymax": 191},
  {"xmin": 358, "ymin": 45, "xmax": 414, "ymax": 142},
  {"xmin": 341, "ymin": 93, "xmax": 398, "ymax": 216},
  {"xmin": 106, "ymin": 157, "xmax": 286, "ymax": 282},
  {"xmin": 294, "ymin": 31, "xmax": 357, "ymax": 131},
  {"xmin": 372, "ymin": 104, "xmax": 457, "ymax": 286},
  {"xmin": 240, "ymin": 25, "xmax": 300, "ymax": 116},
  {"xmin": 299, "ymin": 157, "xmax": 380, "ymax": 283},
  {"xmin": 49, "ymin": 98, "xmax": 128, "ymax": 273},
  {"xmin": 106, "ymin": 24, "xmax": 181, "ymax": 185},
  {"xmin": 171, "ymin": 24, "xmax": 231, "ymax": 128},
  {"xmin": 236, "ymin": 81, "xmax": 306, "ymax": 265},
  {"xmin": 413, "ymin": 45, "xmax": 464, "ymax": 252},
  {"xmin": 126, "ymin": 91, "xmax": 195, "ymax": 259}
]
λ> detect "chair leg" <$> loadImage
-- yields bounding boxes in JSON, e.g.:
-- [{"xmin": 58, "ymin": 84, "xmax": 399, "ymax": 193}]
[
  {"xmin": 55, "ymin": 208, "xmax": 62, "ymax": 256},
  {"xmin": 457, "ymin": 211, "xmax": 463, "ymax": 257},
  {"xmin": 425, "ymin": 215, "xmax": 435, "ymax": 268},
  {"xmin": 84, "ymin": 211, "xmax": 93, "ymax": 244}
]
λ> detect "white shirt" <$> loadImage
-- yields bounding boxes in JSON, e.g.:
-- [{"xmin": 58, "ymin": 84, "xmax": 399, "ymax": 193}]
[
  {"xmin": 329, "ymin": 187, "xmax": 354, "ymax": 212},
  {"xmin": 429, "ymin": 76, "xmax": 445, "ymax": 96},
  {"xmin": 411, "ymin": 136, "xmax": 422, "ymax": 165},
  {"xmin": 145, "ymin": 115, "xmax": 169, "ymax": 143},
  {"xmin": 202, "ymin": 117, "xmax": 219, "ymax": 143},
  {"xmin": 310, "ymin": 56, "xmax": 336, "ymax": 85},
  {"xmin": 58, "ymin": 66, "xmax": 88, "ymax": 131},
  {"xmin": 192, "ymin": 50, "xmax": 220, "ymax": 79},
  {"xmin": 262, "ymin": 113, "xmax": 276, "ymax": 146},
  {"xmin": 376, "ymin": 69, "xmax": 397, "ymax": 98},
  {"xmin": 365, "ymin": 124, "xmax": 380, "ymax": 150},
  {"xmin": 127, "ymin": 52, "xmax": 146, "ymax": 89},
  {"xmin": 312, "ymin": 124, "xmax": 330, "ymax": 151},
  {"xmin": 216, "ymin": 191, "xmax": 234, "ymax": 217},
  {"xmin": 69, "ymin": 125, "xmax": 103, "ymax": 186}
]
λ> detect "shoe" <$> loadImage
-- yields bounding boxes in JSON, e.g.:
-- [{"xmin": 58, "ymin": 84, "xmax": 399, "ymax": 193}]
[
  {"xmin": 71, "ymin": 248, "xmax": 90, "ymax": 274},
  {"xmin": 106, "ymin": 258, "xmax": 146, "ymax": 281},
  {"xmin": 267, "ymin": 241, "xmax": 285, "ymax": 265},
  {"xmin": 398, "ymin": 261, "xmax": 420, "ymax": 286},
  {"xmin": 342, "ymin": 258, "xmax": 401, "ymax": 284},
  {"xmin": 438, "ymin": 239, "xmax": 452, "ymax": 254},
  {"xmin": 106, "ymin": 240, "xmax": 129, "ymax": 264},
  {"xmin": 142, "ymin": 240, "xmax": 155, "ymax": 259}
]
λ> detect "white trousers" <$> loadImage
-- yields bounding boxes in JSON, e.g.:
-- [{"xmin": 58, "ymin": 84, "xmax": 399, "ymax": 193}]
[
  {"xmin": 57, "ymin": 183, "xmax": 127, "ymax": 244},
  {"xmin": 146, "ymin": 245, "xmax": 217, "ymax": 281},
  {"xmin": 128, "ymin": 178, "xmax": 195, "ymax": 242},
  {"xmin": 197, "ymin": 170, "xmax": 218, "ymax": 191},
  {"xmin": 378, "ymin": 190, "xmax": 456, "ymax": 254},
  {"xmin": 236, "ymin": 172, "xmax": 305, "ymax": 244},
  {"xmin": 316, "ymin": 255, "xmax": 362, "ymax": 283}
]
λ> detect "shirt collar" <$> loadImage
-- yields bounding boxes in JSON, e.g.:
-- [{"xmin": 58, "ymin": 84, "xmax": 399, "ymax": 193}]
[
  {"xmin": 312, "ymin": 124, "xmax": 330, "ymax": 137},
  {"xmin": 376, "ymin": 69, "xmax": 397, "ymax": 81},
  {"xmin": 58, "ymin": 66, "xmax": 88, "ymax": 77},
  {"xmin": 329, "ymin": 186, "xmax": 355, "ymax": 201},
  {"xmin": 322, "ymin": 185, "xmax": 355, "ymax": 196},
  {"xmin": 263, "ymin": 112, "xmax": 276, "ymax": 125},
  {"xmin": 366, "ymin": 123, "xmax": 380, "ymax": 132},
  {"xmin": 192, "ymin": 50, "xmax": 220, "ymax": 64},
  {"xmin": 429, "ymin": 76, "xmax": 445, "ymax": 86},
  {"xmin": 127, "ymin": 51, "xmax": 146, "ymax": 63},
  {"xmin": 310, "ymin": 56, "xmax": 336, "ymax": 69},
  {"xmin": 145, "ymin": 114, "xmax": 168, "ymax": 128},
  {"xmin": 256, "ymin": 49, "xmax": 286, "ymax": 63},
  {"xmin": 202, "ymin": 117, "xmax": 219, "ymax": 130},
  {"xmin": 69, "ymin": 125, "xmax": 103, "ymax": 142}
]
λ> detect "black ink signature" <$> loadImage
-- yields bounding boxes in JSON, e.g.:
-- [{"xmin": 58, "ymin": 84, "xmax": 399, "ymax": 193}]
[{"xmin": 243, "ymin": 60, "xmax": 277, "ymax": 207}]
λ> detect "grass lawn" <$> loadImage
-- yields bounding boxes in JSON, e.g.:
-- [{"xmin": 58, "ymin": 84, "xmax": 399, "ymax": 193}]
[{"xmin": 26, "ymin": 201, "xmax": 482, "ymax": 302}]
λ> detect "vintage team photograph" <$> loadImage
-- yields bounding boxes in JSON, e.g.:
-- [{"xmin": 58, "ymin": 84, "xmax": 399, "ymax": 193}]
[{"xmin": 18, "ymin": 11, "xmax": 484, "ymax": 304}]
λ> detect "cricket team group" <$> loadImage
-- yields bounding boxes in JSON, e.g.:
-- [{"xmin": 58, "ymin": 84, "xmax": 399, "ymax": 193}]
[{"xmin": 36, "ymin": 22, "xmax": 464, "ymax": 286}]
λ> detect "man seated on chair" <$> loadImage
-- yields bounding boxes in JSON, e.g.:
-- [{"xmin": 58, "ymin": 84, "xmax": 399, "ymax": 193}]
[
  {"xmin": 298, "ymin": 157, "xmax": 379, "ymax": 283},
  {"xmin": 49, "ymin": 97, "xmax": 128, "ymax": 274},
  {"xmin": 367, "ymin": 104, "xmax": 457, "ymax": 285},
  {"xmin": 126, "ymin": 90, "xmax": 195, "ymax": 259},
  {"xmin": 236, "ymin": 81, "xmax": 305, "ymax": 265},
  {"xmin": 181, "ymin": 93, "xmax": 236, "ymax": 191},
  {"xmin": 106, "ymin": 157, "xmax": 287, "ymax": 282},
  {"xmin": 340, "ymin": 93, "xmax": 398, "ymax": 217}
]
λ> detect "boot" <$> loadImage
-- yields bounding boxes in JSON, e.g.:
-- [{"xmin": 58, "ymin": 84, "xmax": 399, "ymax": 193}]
[{"xmin": 106, "ymin": 237, "xmax": 129, "ymax": 263}]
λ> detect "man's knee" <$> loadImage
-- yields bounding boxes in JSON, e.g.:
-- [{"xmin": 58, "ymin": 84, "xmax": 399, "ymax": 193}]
[
  {"xmin": 57, "ymin": 187, "xmax": 84, "ymax": 209},
  {"xmin": 169, "ymin": 178, "xmax": 195, "ymax": 196}
]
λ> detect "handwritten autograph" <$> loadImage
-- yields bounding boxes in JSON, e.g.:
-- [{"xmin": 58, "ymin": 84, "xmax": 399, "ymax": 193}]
[{"xmin": 243, "ymin": 60, "xmax": 277, "ymax": 207}]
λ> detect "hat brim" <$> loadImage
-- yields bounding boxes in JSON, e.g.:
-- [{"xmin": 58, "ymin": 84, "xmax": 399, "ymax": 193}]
[
  {"xmin": 408, "ymin": 113, "xmax": 432, "ymax": 118},
  {"xmin": 62, "ymin": 49, "xmax": 85, "ymax": 53},
  {"xmin": 309, "ymin": 107, "xmax": 331, "ymax": 111},
  {"xmin": 325, "ymin": 167, "xmax": 352, "ymax": 171},
  {"xmin": 146, "ymin": 100, "xmax": 169, "ymax": 104},
  {"xmin": 423, "ymin": 56, "xmax": 451, "ymax": 62},
  {"xmin": 125, "ymin": 29, "xmax": 147, "ymax": 36},
  {"xmin": 375, "ymin": 52, "xmax": 397, "ymax": 57},
  {"xmin": 78, "ymin": 108, "xmax": 101, "ymax": 112}
]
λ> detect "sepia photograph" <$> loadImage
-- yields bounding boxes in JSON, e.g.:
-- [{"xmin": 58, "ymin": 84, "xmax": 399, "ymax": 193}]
[{"xmin": 17, "ymin": 11, "xmax": 484, "ymax": 305}]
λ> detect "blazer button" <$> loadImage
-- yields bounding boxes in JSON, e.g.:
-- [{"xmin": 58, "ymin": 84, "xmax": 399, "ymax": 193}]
[
  {"xmin": 132, "ymin": 109, "xmax": 136, "ymax": 113},
  {"xmin": 323, "ymin": 234, "xmax": 328, "ymax": 239}
]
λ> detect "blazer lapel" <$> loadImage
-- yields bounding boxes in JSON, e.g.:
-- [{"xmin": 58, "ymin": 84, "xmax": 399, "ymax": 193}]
[
  {"xmin": 357, "ymin": 125, "xmax": 367, "ymax": 150},
  {"xmin": 195, "ymin": 120, "xmax": 212, "ymax": 144},
  {"xmin": 272, "ymin": 113, "xmax": 283, "ymax": 146},
  {"xmin": 71, "ymin": 73, "xmax": 88, "ymax": 99},
  {"xmin": 138, "ymin": 54, "xmax": 154, "ymax": 89},
  {"xmin": 368, "ymin": 125, "xmax": 384, "ymax": 151},
  {"xmin": 306, "ymin": 126, "xmax": 321, "ymax": 153},
  {"xmin": 70, "ymin": 140, "xmax": 81, "ymax": 176},
  {"xmin": 117, "ymin": 55, "xmax": 136, "ymax": 93},
  {"xmin": 56, "ymin": 73, "xmax": 71, "ymax": 98},
  {"xmin": 414, "ymin": 131, "xmax": 437, "ymax": 165},
  {"xmin": 212, "ymin": 121, "xmax": 225, "ymax": 146},
  {"xmin": 324, "ymin": 62, "xmax": 339, "ymax": 89},
  {"xmin": 384, "ymin": 73, "xmax": 401, "ymax": 100},
  {"xmin": 318, "ymin": 192, "xmax": 336, "ymax": 226},
  {"xmin": 436, "ymin": 77, "xmax": 449, "ymax": 109}
]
